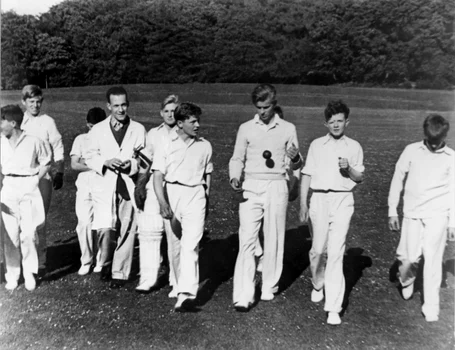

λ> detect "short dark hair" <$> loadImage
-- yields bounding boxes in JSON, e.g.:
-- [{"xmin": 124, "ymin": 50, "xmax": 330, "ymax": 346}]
[
  {"xmin": 1, "ymin": 105, "xmax": 23, "ymax": 126},
  {"xmin": 324, "ymin": 100, "xmax": 350, "ymax": 121},
  {"xmin": 251, "ymin": 84, "xmax": 277, "ymax": 106},
  {"xmin": 174, "ymin": 102, "xmax": 202, "ymax": 122},
  {"xmin": 423, "ymin": 114, "xmax": 450, "ymax": 143},
  {"xmin": 106, "ymin": 86, "xmax": 128, "ymax": 103},
  {"xmin": 22, "ymin": 85, "xmax": 43, "ymax": 101},
  {"xmin": 86, "ymin": 107, "xmax": 107, "ymax": 124}
]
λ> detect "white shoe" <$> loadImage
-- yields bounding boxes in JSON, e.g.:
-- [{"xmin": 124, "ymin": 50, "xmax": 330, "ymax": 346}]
[
  {"xmin": 168, "ymin": 288, "xmax": 178, "ymax": 298},
  {"xmin": 327, "ymin": 312, "xmax": 341, "ymax": 325},
  {"xmin": 311, "ymin": 289, "xmax": 324, "ymax": 303},
  {"xmin": 402, "ymin": 283, "xmax": 414, "ymax": 300},
  {"xmin": 260, "ymin": 291, "xmax": 274, "ymax": 301},
  {"xmin": 174, "ymin": 293, "xmax": 195, "ymax": 312},
  {"xmin": 78, "ymin": 265, "xmax": 91, "ymax": 276},
  {"xmin": 135, "ymin": 278, "xmax": 157, "ymax": 293},
  {"xmin": 24, "ymin": 274, "xmax": 36, "ymax": 291},
  {"xmin": 93, "ymin": 264, "xmax": 103, "ymax": 273},
  {"xmin": 5, "ymin": 281, "xmax": 18, "ymax": 291},
  {"xmin": 425, "ymin": 314, "xmax": 439, "ymax": 322}
]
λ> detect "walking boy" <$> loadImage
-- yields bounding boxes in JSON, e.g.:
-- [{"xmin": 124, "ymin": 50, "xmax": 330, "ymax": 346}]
[
  {"xmin": 229, "ymin": 84, "xmax": 302, "ymax": 312},
  {"xmin": 299, "ymin": 100, "xmax": 364, "ymax": 325},
  {"xmin": 70, "ymin": 107, "xmax": 107, "ymax": 275},
  {"xmin": 1, "ymin": 105, "xmax": 51, "ymax": 291},
  {"xmin": 134, "ymin": 94, "xmax": 179, "ymax": 293},
  {"xmin": 21, "ymin": 85, "xmax": 65, "ymax": 275},
  {"xmin": 153, "ymin": 102, "xmax": 213, "ymax": 311},
  {"xmin": 85, "ymin": 86, "xmax": 146, "ymax": 288},
  {"xmin": 388, "ymin": 114, "xmax": 454, "ymax": 322}
]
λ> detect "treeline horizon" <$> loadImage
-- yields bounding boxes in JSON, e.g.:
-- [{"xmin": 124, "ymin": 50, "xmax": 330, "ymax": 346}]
[{"xmin": 1, "ymin": 0, "xmax": 454, "ymax": 90}]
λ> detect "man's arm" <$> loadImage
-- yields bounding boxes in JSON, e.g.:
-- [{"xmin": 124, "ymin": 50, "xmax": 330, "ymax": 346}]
[
  {"xmin": 229, "ymin": 125, "xmax": 247, "ymax": 190},
  {"xmin": 388, "ymin": 148, "xmax": 410, "ymax": 231},
  {"xmin": 71, "ymin": 155, "xmax": 91, "ymax": 172},
  {"xmin": 153, "ymin": 170, "xmax": 173, "ymax": 219},
  {"xmin": 299, "ymin": 174, "xmax": 311, "ymax": 223}
]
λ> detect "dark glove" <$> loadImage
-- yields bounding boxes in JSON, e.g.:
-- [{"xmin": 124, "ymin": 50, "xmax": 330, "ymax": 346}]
[
  {"xmin": 134, "ymin": 172, "xmax": 150, "ymax": 211},
  {"xmin": 53, "ymin": 172, "xmax": 64, "ymax": 190}
]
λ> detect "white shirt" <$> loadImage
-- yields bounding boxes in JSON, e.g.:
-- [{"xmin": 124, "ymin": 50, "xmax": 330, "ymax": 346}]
[
  {"xmin": 1, "ymin": 133, "xmax": 51, "ymax": 176},
  {"xmin": 21, "ymin": 111, "xmax": 64, "ymax": 162},
  {"xmin": 70, "ymin": 133, "xmax": 100, "ymax": 187},
  {"xmin": 388, "ymin": 141, "xmax": 455, "ymax": 227},
  {"xmin": 152, "ymin": 129, "xmax": 213, "ymax": 187},
  {"xmin": 145, "ymin": 123, "xmax": 175, "ymax": 163},
  {"xmin": 302, "ymin": 134, "xmax": 364, "ymax": 191},
  {"xmin": 229, "ymin": 114, "xmax": 301, "ymax": 181}
]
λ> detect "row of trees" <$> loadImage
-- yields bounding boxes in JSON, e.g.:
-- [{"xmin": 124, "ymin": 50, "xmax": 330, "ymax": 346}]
[{"xmin": 2, "ymin": 0, "xmax": 454, "ymax": 90}]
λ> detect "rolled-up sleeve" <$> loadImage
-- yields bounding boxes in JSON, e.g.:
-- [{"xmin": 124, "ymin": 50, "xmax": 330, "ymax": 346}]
[
  {"xmin": 85, "ymin": 128, "xmax": 107, "ymax": 175},
  {"xmin": 205, "ymin": 143, "xmax": 214, "ymax": 174},
  {"xmin": 351, "ymin": 142, "xmax": 365, "ymax": 173}
]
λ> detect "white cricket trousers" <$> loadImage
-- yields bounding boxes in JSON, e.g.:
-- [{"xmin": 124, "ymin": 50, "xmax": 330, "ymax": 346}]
[
  {"xmin": 37, "ymin": 175, "xmax": 52, "ymax": 269},
  {"xmin": 1, "ymin": 176, "xmax": 44, "ymax": 283},
  {"xmin": 309, "ymin": 191, "xmax": 354, "ymax": 313},
  {"xmin": 97, "ymin": 194, "xmax": 137, "ymax": 280},
  {"xmin": 75, "ymin": 175, "xmax": 96, "ymax": 268},
  {"xmin": 233, "ymin": 179, "xmax": 288, "ymax": 305},
  {"xmin": 136, "ymin": 175, "xmax": 164, "ymax": 283},
  {"xmin": 397, "ymin": 216, "xmax": 448, "ymax": 318},
  {"xmin": 165, "ymin": 183, "xmax": 206, "ymax": 298}
]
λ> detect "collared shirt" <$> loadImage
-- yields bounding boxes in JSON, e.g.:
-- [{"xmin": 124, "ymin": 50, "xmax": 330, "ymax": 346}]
[
  {"xmin": 152, "ymin": 129, "xmax": 213, "ymax": 187},
  {"xmin": 229, "ymin": 114, "xmax": 301, "ymax": 181},
  {"xmin": 21, "ymin": 111, "xmax": 64, "ymax": 162},
  {"xmin": 1, "ymin": 133, "xmax": 51, "ymax": 176},
  {"xmin": 144, "ymin": 123, "xmax": 175, "ymax": 162},
  {"xmin": 111, "ymin": 115, "xmax": 130, "ymax": 132},
  {"xmin": 70, "ymin": 133, "xmax": 97, "ymax": 184},
  {"xmin": 302, "ymin": 134, "xmax": 364, "ymax": 191},
  {"xmin": 388, "ymin": 141, "xmax": 455, "ymax": 226}
]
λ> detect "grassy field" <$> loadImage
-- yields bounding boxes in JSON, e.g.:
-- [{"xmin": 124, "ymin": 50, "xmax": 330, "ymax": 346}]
[{"xmin": 0, "ymin": 84, "xmax": 454, "ymax": 350}]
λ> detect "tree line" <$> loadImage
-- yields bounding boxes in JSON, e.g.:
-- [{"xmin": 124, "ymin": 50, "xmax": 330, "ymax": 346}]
[{"xmin": 1, "ymin": 0, "xmax": 454, "ymax": 90}]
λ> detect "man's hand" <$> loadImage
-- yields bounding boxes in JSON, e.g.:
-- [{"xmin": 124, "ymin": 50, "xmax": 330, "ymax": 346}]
[
  {"xmin": 159, "ymin": 202, "xmax": 173, "ymax": 220},
  {"xmin": 230, "ymin": 178, "xmax": 243, "ymax": 193},
  {"xmin": 338, "ymin": 157, "xmax": 350, "ymax": 170},
  {"xmin": 118, "ymin": 160, "xmax": 131, "ymax": 174},
  {"xmin": 286, "ymin": 143, "xmax": 299, "ymax": 162},
  {"xmin": 53, "ymin": 172, "xmax": 64, "ymax": 190},
  {"xmin": 104, "ymin": 158, "xmax": 124, "ymax": 171},
  {"xmin": 448, "ymin": 227, "xmax": 455, "ymax": 242},
  {"xmin": 389, "ymin": 216, "xmax": 400, "ymax": 231},
  {"xmin": 299, "ymin": 205, "xmax": 309, "ymax": 224}
]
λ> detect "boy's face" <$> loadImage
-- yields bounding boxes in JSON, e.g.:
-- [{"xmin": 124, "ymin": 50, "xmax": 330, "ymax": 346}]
[
  {"xmin": 178, "ymin": 116, "xmax": 200, "ymax": 138},
  {"xmin": 1, "ymin": 118, "xmax": 15, "ymax": 137},
  {"xmin": 255, "ymin": 97, "xmax": 275, "ymax": 125},
  {"xmin": 22, "ymin": 96, "xmax": 43, "ymax": 117},
  {"xmin": 160, "ymin": 102, "xmax": 177, "ymax": 127},
  {"xmin": 107, "ymin": 94, "xmax": 128, "ymax": 122},
  {"xmin": 325, "ymin": 113, "xmax": 349, "ymax": 139}
]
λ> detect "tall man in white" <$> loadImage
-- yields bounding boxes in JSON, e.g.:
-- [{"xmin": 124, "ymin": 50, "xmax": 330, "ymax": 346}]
[
  {"xmin": 229, "ymin": 84, "xmax": 302, "ymax": 312},
  {"xmin": 85, "ymin": 86, "xmax": 146, "ymax": 288},
  {"xmin": 21, "ymin": 85, "xmax": 65, "ymax": 275}
]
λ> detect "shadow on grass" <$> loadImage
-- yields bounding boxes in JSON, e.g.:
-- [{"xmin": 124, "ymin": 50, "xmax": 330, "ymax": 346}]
[
  {"xmin": 341, "ymin": 247, "xmax": 373, "ymax": 314},
  {"xmin": 44, "ymin": 236, "xmax": 81, "ymax": 281},
  {"xmin": 196, "ymin": 233, "xmax": 239, "ymax": 306},
  {"xmin": 278, "ymin": 225, "xmax": 312, "ymax": 293}
]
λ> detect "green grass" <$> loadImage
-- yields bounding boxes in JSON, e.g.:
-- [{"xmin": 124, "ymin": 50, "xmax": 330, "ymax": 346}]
[{"xmin": 0, "ymin": 84, "xmax": 454, "ymax": 350}]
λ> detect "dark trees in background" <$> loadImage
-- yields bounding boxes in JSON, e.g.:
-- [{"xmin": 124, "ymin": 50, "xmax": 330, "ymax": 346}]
[{"xmin": 1, "ymin": 0, "xmax": 454, "ymax": 89}]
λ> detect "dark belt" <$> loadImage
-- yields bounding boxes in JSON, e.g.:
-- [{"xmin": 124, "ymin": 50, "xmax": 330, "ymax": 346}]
[
  {"xmin": 312, "ymin": 189, "xmax": 351, "ymax": 193},
  {"xmin": 4, "ymin": 174, "xmax": 35, "ymax": 177}
]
